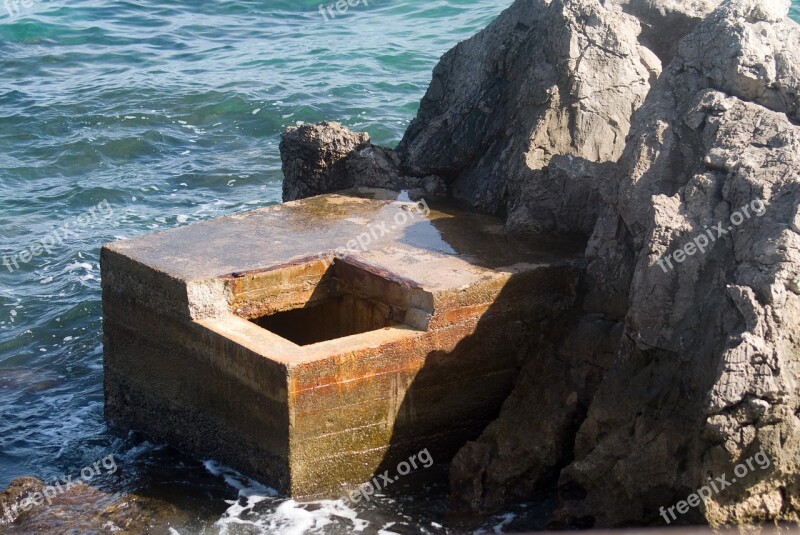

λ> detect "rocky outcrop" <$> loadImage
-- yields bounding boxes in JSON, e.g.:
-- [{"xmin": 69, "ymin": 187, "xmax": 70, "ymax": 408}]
[
  {"xmin": 279, "ymin": 0, "xmax": 728, "ymax": 228},
  {"xmin": 558, "ymin": 0, "xmax": 800, "ymax": 527},
  {"xmin": 280, "ymin": 121, "xmax": 446, "ymax": 202},
  {"xmin": 281, "ymin": 0, "xmax": 710, "ymax": 231},
  {"xmin": 280, "ymin": 121, "xmax": 370, "ymax": 201},
  {"xmin": 277, "ymin": 0, "xmax": 800, "ymax": 527},
  {"xmin": 279, "ymin": 0, "xmax": 726, "ymax": 231},
  {"xmin": 439, "ymin": 0, "xmax": 719, "ymax": 518},
  {"xmin": 412, "ymin": 0, "xmax": 800, "ymax": 527},
  {"xmin": 0, "ymin": 476, "xmax": 189, "ymax": 532},
  {"xmin": 397, "ymin": 0, "xmax": 662, "ymax": 230}
]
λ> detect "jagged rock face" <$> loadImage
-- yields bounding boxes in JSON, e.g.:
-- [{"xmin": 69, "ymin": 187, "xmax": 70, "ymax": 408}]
[
  {"xmin": 449, "ymin": 314, "xmax": 622, "ymax": 513},
  {"xmin": 445, "ymin": 0, "xmax": 721, "ymax": 517},
  {"xmin": 616, "ymin": 0, "xmax": 799, "ymax": 241},
  {"xmin": 606, "ymin": 0, "xmax": 721, "ymax": 62},
  {"xmin": 558, "ymin": 0, "xmax": 800, "ymax": 527},
  {"xmin": 396, "ymin": 0, "xmax": 662, "ymax": 231}
]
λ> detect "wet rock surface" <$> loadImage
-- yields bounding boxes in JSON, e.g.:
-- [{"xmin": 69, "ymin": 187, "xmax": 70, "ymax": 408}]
[{"xmin": 0, "ymin": 476, "xmax": 191, "ymax": 533}]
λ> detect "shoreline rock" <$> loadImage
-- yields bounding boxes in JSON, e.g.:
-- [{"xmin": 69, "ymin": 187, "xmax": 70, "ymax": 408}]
[
  {"xmin": 280, "ymin": 121, "xmax": 446, "ymax": 202},
  {"xmin": 0, "ymin": 476, "xmax": 190, "ymax": 532},
  {"xmin": 558, "ymin": 0, "xmax": 800, "ymax": 526},
  {"xmin": 278, "ymin": 0, "xmax": 800, "ymax": 527}
]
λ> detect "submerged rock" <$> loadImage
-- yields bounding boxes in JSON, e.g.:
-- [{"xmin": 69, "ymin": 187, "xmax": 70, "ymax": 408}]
[{"xmin": 0, "ymin": 476, "xmax": 190, "ymax": 532}]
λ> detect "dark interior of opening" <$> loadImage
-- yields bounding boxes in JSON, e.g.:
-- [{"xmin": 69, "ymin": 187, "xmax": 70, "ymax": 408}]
[{"xmin": 251, "ymin": 293, "xmax": 394, "ymax": 346}]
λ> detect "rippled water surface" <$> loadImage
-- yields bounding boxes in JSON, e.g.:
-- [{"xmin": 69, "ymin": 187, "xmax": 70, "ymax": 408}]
[{"xmin": 1, "ymin": 0, "xmax": 799, "ymax": 533}]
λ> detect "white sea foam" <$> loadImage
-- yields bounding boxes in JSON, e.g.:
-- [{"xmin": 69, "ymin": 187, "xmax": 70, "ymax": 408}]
[
  {"xmin": 204, "ymin": 460, "xmax": 370, "ymax": 535},
  {"xmin": 217, "ymin": 497, "xmax": 368, "ymax": 535},
  {"xmin": 473, "ymin": 511, "xmax": 516, "ymax": 535}
]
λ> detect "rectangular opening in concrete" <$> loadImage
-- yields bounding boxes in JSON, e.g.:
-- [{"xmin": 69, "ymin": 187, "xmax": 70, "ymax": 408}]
[
  {"xmin": 250, "ymin": 292, "xmax": 393, "ymax": 346},
  {"xmin": 229, "ymin": 257, "xmax": 420, "ymax": 346}
]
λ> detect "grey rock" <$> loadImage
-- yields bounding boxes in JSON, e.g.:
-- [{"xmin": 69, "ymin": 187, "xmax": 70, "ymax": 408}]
[
  {"xmin": 614, "ymin": 0, "xmax": 799, "ymax": 241},
  {"xmin": 558, "ymin": 0, "xmax": 800, "ymax": 526},
  {"xmin": 450, "ymin": 314, "xmax": 622, "ymax": 513},
  {"xmin": 397, "ymin": 0, "xmax": 661, "ymax": 223},
  {"xmin": 281, "ymin": 121, "xmax": 369, "ymax": 202},
  {"xmin": 444, "ymin": 0, "xmax": 718, "ymax": 518},
  {"xmin": 280, "ymin": 0, "xmax": 724, "ymax": 226},
  {"xmin": 607, "ymin": 0, "xmax": 721, "ymax": 62},
  {"xmin": 504, "ymin": 156, "xmax": 613, "ymax": 235},
  {"xmin": 346, "ymin": 144, "xmax": 447, "ymax": 199},
  {"xmin": 280, "ymin": 121, "xmax": 446, "ymax": 202}
]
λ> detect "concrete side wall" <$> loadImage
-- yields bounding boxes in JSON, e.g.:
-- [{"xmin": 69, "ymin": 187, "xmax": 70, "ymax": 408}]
[
  {"xmin": 102, "ymin": 290, "xmax": 292, "ymax": 491},
  {"xmin": 224, "ymin": 258, "xmax": 335, "ymax": 319},
  {"xmin": 101, "ymin": 247, "xmax": 194, "ymax": 320},
  {"xmin": 287, "ymin": 266, "xmax": 580, "ymax": 498},
  {"xmin": 225, "ymin": 257, "xmax": 435, "ymax": 330},
  {"xmin": 287, "ymin": 328, "xmax": 519, "ymax": 498},
  {"xmin": 332, "ymin": 259, "xmax": 434, "ymax": 329}
]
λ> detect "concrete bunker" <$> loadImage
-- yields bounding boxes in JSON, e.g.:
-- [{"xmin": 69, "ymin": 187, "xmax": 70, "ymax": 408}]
[{"xmin": 101, "ymin": 189, "xmax": 585, "ymax": 498}]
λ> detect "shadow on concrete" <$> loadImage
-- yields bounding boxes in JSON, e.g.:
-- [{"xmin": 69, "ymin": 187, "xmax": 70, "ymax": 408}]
[{"xmin": 364, "ymin": 212, "xmax": 585, "ymax": 520}]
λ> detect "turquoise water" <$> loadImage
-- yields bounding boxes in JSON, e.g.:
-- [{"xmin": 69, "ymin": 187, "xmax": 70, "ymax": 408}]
[{"xmin": 1, "ymin": 1, "xmax": 799, "ymax": 533}]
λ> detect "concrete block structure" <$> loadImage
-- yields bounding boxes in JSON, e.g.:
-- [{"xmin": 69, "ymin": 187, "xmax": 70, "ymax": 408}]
[{"xmin": 102, "ymin": 189, "xmax": 584, "ymax": 498}]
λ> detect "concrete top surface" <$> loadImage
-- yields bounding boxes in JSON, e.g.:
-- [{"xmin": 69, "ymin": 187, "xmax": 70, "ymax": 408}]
[{"xmin": 104, "ymin": 188, "xmax": 586, "ymax": 289}]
